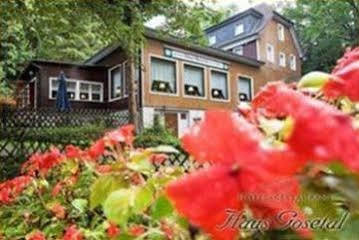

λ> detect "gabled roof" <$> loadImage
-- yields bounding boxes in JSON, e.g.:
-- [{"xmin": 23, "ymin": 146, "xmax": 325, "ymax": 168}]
[
  {"xmin": 205, "ymin": 3, "xmax": 304, "ymax": 58},
  {"xmin": 85, "ymin": 28, "xmax": 264, "ymax": 68},
  {"xmin": 205, "ymin": 8, "xmax": 263, "ymax": 33},
  {"xmin": 18, "ymin": 60, "xmax": 107, "ymax": 81},
  {"xmin": 32, "ymin": 59, "xmax": 107, "ymax": 68}
]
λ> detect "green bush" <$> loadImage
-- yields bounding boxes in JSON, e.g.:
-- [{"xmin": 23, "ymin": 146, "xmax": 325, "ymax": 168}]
[
  {"xmin": 134, "ymin": 116, "xmax": 181, "ymax": 149},
  {"xmin": 2, "ymin": 123, "xmax": 107, "ymax": 145},
  {"xmin": 0, "ymin": 123, "xmax": 108, "ymax": 181}
]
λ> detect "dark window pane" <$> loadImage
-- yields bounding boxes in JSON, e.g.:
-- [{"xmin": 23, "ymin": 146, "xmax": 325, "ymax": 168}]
[
  {"xmin": 111, "ymin": 66, "xmax": 123, "ymax": 99},
  {"xmin": 92, "ymin": 93, "xmax": 101, "ymax": 101}
]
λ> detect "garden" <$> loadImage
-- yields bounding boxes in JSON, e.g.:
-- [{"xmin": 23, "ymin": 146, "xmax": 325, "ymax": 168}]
[{"xmin": 1, "ymin": 48, "xmax": 359, "ymax": 240}]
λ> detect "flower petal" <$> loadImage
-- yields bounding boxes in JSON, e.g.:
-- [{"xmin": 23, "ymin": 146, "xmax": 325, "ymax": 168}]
[
  {"xmin": 181, "ymin": 110, "xmax": 263, "ymax": 165},
  {"xmin": 166, "ymin": 166, "xmax": 242, "ymax": 240}
]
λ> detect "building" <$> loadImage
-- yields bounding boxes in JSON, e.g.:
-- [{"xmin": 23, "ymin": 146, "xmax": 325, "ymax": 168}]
[{"xmin": 17, "ymin": 3, "xmax": 303, "ymax": 136}]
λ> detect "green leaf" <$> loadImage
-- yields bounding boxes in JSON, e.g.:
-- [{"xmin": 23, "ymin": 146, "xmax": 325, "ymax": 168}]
[
  {"xmin": 90, "ymin": 175, "xmax": 127, "ymax": 209},
  {"xmin": 148, "ymin": 145, "xmax": 179, "ymax": 154},
  {"xmin": 71, "ymin": 199, "xmax": 88, "ymax": 213},
  {"xmin": 150, "ymin": 195, "xmax": 173, "ymax": 220},
  {"xmin": 127, "ymin": 158, "xmax": 154, "ymax": 174},
  {"xmin": 298, "ymin": 186, "xmax": 339, "ymax": 220},
  {"xmin": 298, "ymin": 71, "xmax": 330, "ymax": 89},
  {"xmin": 116, "ymin": 233, "xmax": 135, "ymax": 240},
  {"xmin": 338, "ymin": 215, "xmax": 359, "ymax": 240},
  {"xmin": 104, "ymin": 189, "xmax": 133, "ymax": 226},
  {"xmin": 133, "ymin": 186, "xmax": 154, "ymax": 213}
]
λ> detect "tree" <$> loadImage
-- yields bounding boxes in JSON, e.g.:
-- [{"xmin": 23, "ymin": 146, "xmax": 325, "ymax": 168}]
[
  {"xmin": 0, "ymin": 0, "xmax": 224, "ymax": 128},
  {"xmin": 282, "ymin": 0, "xmax": 359, "ymax": 74}
]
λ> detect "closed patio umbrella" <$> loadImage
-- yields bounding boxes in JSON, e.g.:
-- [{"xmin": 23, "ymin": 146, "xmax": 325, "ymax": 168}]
[{"xmin": 56, "ymin": 71, "xmax": 71, "ymax": 112}]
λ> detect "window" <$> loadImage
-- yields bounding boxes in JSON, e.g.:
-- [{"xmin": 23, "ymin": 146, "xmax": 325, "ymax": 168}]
[
  {"xmin": 290, "ymin": 54, "xmax": 296, "ymax": 71},
  {"xmin": 91, "ymin": 84, "xmax": 102, "ymax": 101},
  {"xmin": 209, "ymin": 35, "xmax": 216, "ymax": 45},
  {"xmin": 235, "ymin": 24, "xmax": 244, "ymax": 36},
  {"xmin": 50, "ymin": 79, "xmax": 76, "ymax": 100},
  {"xmin": 151, "ymin": 57, "xmax": 177, "ymax": 94},
  {"xmin": 184, "ymin": 64, "xmax": 205, "ymax": 97},
  {"xmin": 79, "ymin": 83, "xmax": 90, "ymax": 100},
  {"xmin": 49, "ymin": 78, "xmax": 103, "ymax": 102},
  {"xmin": 109, "ymin": 64, "xmax": 125, "ymax": 100},
  {"xmin": 277, "ymin": 23, "xmax": 285, "ymax": 41},
  {"xmin": 233, "ymin": 46, "xmax": 243, "ymax": 55},
  {"xmin": 211, "ymin": 70, "xmax": 228, "ymax": 100},
  {"xmin": 279, "ymin": 52, "xmax": 286, "ymax": 67},
  {"xmin": 266, "ymin": 44, "xmax": 275, "ymax": 63},
  {"xmin": 238, "ymin": 76, "xmax": 252, "ymax": 102}
]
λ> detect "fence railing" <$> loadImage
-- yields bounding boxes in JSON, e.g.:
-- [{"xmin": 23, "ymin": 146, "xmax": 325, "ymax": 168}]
[{"xmin": 0, "ymin": 107, "xmax": 130, "ymax": 180}]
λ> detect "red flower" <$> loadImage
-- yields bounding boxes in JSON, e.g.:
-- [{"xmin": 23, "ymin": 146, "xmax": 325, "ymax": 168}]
[
  {"xmin": 50, "ymin": 203, "xmax": 66, "ymax": 219},
  {"xmin": 52, "ymin": 182, "xmax": 63, "ymax": 197},
  {"xmin": 65, "ymin": 145, "xmax": 83, "ymax": 159},
  {"xmin": 22, "ymin": 148, "xmax": 63, "ymax": 176},
  {"xmin": 323, "ymin": 47, "xmax": 359, "ymax": 101},
  {"xmin": 63, "ymin": 225, "xmax": 83, "ymax": 240},
  {"xmin": 0, "ymin": 176, "xmax": 32, "ymax": 205},
  {"xmin": 181, "ymin": 110, "xmax": 263, "ymax": 166},
  {"xmin": 130, "ymin": 173, "xmax": 143, "ymax": 185},
  {"xmin": 160, "ymin": 222, "xmax": 174, "ymax": 239},
  {"xmin": 27, "ymin": 231, "xmax": 46, "ymax": 240},
  {"xmin": 167, "ymin": 111, "xmax": 310, "ymax": 240},
  {"xmin": 64, "ymin": 175, "xmax": 78, "ymax": 185},
  {"xmin": 129, "ymin": 225, "xmax": 145, "ymax": 236},
  {"xmin": 107, "ymin": 222, "xmax": 120, "ymax": 238},
  {"xmin": 87, "ymin": 139, "xmax": 105, "ymax": 161},
  {"xmin": 150, "ymin": 153, "xmax": 168, "ymax": 164},
  {"xmin": 96, "ymin": 164, "xmax": 113, "ymax": 174},
  {"xmin": 105, "ymin": 124, "xmax": 135, "ymax": 146},
  {"xmin": 253, "ymin": 82, "xmax": 359, "ymax": 172}
]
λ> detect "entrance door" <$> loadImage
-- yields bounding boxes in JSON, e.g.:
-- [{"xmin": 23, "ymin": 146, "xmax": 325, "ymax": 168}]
[{"xmin": 164, "ymin": 112, "xmax": 178, "ymax": 137}]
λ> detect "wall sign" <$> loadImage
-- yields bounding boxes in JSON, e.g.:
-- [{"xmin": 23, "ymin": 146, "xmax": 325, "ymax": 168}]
[{"xmin": 164, "ymin": 48, "xmax": 229, "ymax": 70}]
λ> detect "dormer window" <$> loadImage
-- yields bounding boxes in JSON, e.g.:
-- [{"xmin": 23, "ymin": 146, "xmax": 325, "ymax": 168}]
[
  {"xmin": 209, "ymin": 35, "xmax": 216, "ymax": 45},
  {"xmin": 277, "ymin": 23, "xmax": 285, "ymax": 41},
  {"xmin": 233, "ymin": 46, "xmax": 243, "ymax": 55},
  {"xmin": 235, "ymin": 24, "xmax": 244, "ymax": 36}
]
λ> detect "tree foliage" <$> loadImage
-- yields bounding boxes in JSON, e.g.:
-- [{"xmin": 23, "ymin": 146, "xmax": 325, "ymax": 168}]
[
  {"xmin": 283, "ymin": 0, "xmax": 359, "ymax": 74},
  {"xmin": 0, "ymin": 0, "xmax": 225, "ymax": 92}
]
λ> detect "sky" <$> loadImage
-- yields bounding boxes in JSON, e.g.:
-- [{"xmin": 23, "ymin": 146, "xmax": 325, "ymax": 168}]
[{"xmin": 146, "ymin": 0, "xmax": 293, "ymax": 28}]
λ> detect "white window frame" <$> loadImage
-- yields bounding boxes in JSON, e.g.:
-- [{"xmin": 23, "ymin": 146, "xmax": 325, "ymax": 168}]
[
  {"xmin": 266, "ymin": 43, "xmax": 275, "ymax": 63},
  {"xmin": 209, "ymin": 68, "xmax": 230, "ymax": 102},
  {"xmin": 209, "ymin": 35, "xmax": 216, "ymax": 45},
  {"xmin": 279, "ymin": 52, "xmax": 286, "ymax": 67},
  {"xmin": 49, "ymin": 77, "xmax": 103, "ymax": 102},
  {"xmin": 237, "ymin": 75, "xmax": 254, "ymax": 102},
  {"xmin": 235, "ymin": 24, "xmax": 244, "ymax": 36},
  {"xmin": 290, "ymin": 54, "xmax": 297, "ymax": 71},
  {"xmin": 182, "ymin": 62, "xmax": 207, "ymax": 100},
  {"xmin": 233, "ymin": 46, "xmax": 243, "ymax": 55},
  {"xmin": 277, "ymin": 23, "xmax": 285, "ymax": 41},
  {"xmin": 149, "ymin": 54, "xmax": 179, "ymax": 97},
  {"xmin": 108, "ymin": 61, "xmax": 127, "ymax": 102}
]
